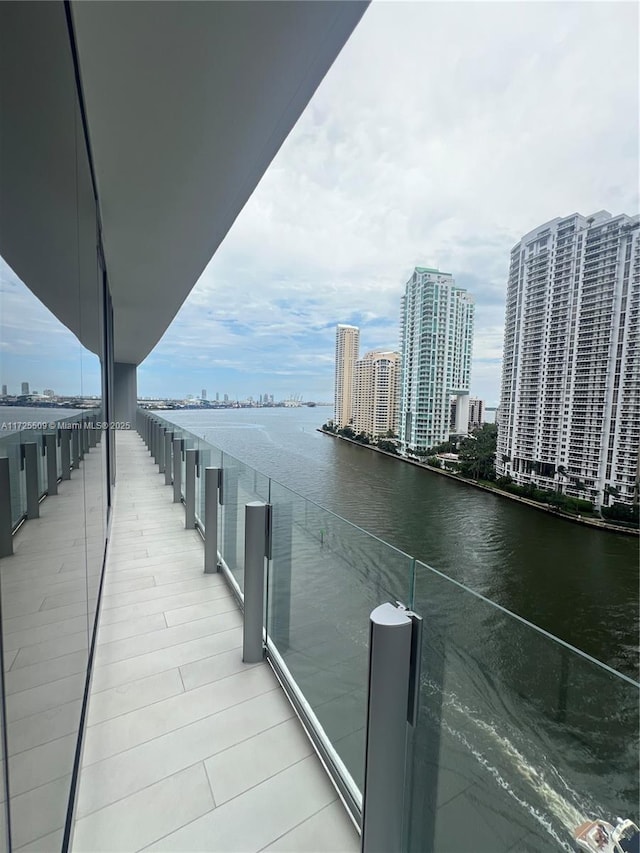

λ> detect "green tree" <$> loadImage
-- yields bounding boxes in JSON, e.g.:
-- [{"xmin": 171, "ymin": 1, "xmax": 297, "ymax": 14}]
[
  {"xmin": 458, "ymin": 423, "xmax": 498, "ymax": 481},
  {"xmin": 338, "ymin": 426, "xmax": 355, "ymax": 439}
]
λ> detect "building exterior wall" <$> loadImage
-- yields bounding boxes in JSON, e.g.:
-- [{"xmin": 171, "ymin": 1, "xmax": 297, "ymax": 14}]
[
  {"xmin": 497, "ymin": 210, "xmax": 640, "ymax": 508},
  {"xmin": 334, "ymin": 324, "xmax": 360, "ymax": 428},
  {"xmin": 399, "ymin": 268, "xmax": 474, "ymax": 452},
  {"xmin": 450, "ymin": 396, "xmax": 484, "ymax": 432},
  {"xmin": 353, "ymin": 350, "xmax": 400, "ymax": 437}
]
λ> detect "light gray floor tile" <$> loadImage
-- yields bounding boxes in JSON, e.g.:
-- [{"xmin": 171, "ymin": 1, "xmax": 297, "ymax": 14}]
[
  {"xmin": 4, "ymin": 648, "xmax": 18, "ymax": 670},
  {"xmin": 179, "ymin": 646, "xmax": 261, "ymax": 692},
  {"xmin": 4, "ymin": 649, "xmax": 88, "ymax": 695},
  {"xmin": 144, "ymin": 756, "xmax": 337, "ymax": 853},
  {"xmin": 96, "ymin": 582, "xmax": 230, "ymax": 627},
  {"xmin": 83, "ymin": 665, "xmax": 277, "ymax": 766},
  {"xmin": 262, "ymin": 800, "xmax": 359, "ymax": 852},
  {"xmin": 87, "ymin": 669, "xmax": 184, "ymax": 727},
  {"xmin": 8, "ymin": 699, "xmax": 83, "ymax": 756},
  {"xmin": 95, "ymin": 612, "xmax": 167, "ymax": 646},
  {"xmin": 3, "ymin": 601, "xmax": 93, "ymax": 633},
  {"xmin": 94, "ymin": 609, "xmax": 241, "ymax": 667},
  {"xmin": 77, "ymin": 688, "xmax": 293, "ymax": 817},
  {"xmin": 205, "ymin": 717, "xmax": 313, "ymax": 805},
  {"xmin": 100, "ymin": 576, "xmax": 156, "ymax": 595},
  {"xmin": 90, "ymin": 626, "xmax": 242, "ymax": 693},
  {"xmin": 14, "ymin": 828, "xmax": 64, "ymax": 853},
  {"xmin": 72, "ymin": 763, "xmax": 214, "ymax": 853},
  {"xmin": 164, "ymin": 595, "xmax": 239, "ymax": 627},
  {"xmin": 11, "ymin": 775, "xmax": 71, "ymax": 848},
  {"xmin": 6, "ymin": 672, "xmax": 85, "ymax": 722},
  {"xmin": 11, "ymin": 630, "xmax": 89, "ymax": 669},
  {"xmin": 99, "ymin": 576, "xmax": 217, "ymax": 610},
  {"xmin": 9, "ymin": 733, "xmax": 76, "ymax": 795}
]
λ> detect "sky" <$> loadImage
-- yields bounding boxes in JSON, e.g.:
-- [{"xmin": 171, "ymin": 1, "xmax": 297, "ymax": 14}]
[{"xmin": 1, "ymin": 1, "xmax": 638, "ymax": 404}]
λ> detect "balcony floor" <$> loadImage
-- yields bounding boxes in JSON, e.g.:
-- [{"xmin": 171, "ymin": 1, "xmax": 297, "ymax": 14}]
[{"xmin": 71, "ymin": 431, "xmax": 358, "ymax": 853}]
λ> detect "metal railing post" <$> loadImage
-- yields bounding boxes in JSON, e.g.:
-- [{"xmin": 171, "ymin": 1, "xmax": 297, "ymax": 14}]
[
  {"xmin": 164, "ymin": 432, "xmax": 173, "ymax": 485},
  {"xmin": 173, "ymin": 438, "xmax": 182, "ymax": 503},
  {"xmin": 158, "ymin": 427, "xmax": 166, "ymax": 474},
  {"xmin": 0, "ymin": 458, "xmax": 13, "ymax": 557},
  {"xmin": 204, "ymin": 467, "xmax": 220, "ymax": 573},
  {"xmin": 361, "ymin": 602, "xmax": 422, "ymax": 853},
  {"xmin": 243, "ymin": 501, "xmax": 270, "ymax": 663},
  {"xmin": 82, "ymin": 420, "xmax": 90, "ymax": 455},
  {"xmin": 184, "ymin": 448, "xmax": 197, "ymax": 528},
  {"xmin": 88, "ymin": 417, "xmax": 97, "ymax": 448},
  {"xmin": 60, "ymin": 429, "xmax": 71, "ymax": 480},
  {"xmin": 45, "ymin": 433, "xmax": 58, "ymax": 496},
  {"xmin": 71, "ymin": 429, "xmax": 80, "ymax": 469},
  {"xmin": 23, "ymin": 442, "xmax": 39, "ymax": 519}
]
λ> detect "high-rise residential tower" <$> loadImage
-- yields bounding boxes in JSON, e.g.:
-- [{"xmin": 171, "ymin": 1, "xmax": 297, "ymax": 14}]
[
  {"xmin": 353, "ymin": 350, "xmax": 400, "ymax": 437},
  {"xmin": 496, "ymin": 210, "xmax": 640, "ymax": 508},
  {"xmin": 21, "ymin": 381, "xmax": 29, "ymax": 395},
  {"xmin": 334, "ymin": 324, "xmax": 360, "ymax": 428},
  {"xmin": 399, "ymin": 268, "xmax": 474, "ymax": 452}
]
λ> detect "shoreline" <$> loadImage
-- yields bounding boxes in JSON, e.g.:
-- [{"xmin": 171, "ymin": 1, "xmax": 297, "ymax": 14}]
[{"xmin": 317, "ymin": 429, "xmax": 638, "ymax": 538}]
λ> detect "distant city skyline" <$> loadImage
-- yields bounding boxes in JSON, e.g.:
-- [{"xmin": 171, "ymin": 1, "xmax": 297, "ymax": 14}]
[{"xmin": 1, "ymin": 2, "xmax": 638, "ymax": 403}]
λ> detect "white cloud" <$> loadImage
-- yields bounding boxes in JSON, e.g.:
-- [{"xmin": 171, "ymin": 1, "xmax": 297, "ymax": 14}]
[{"xmin": 123, "ymin": 2, "xmax": 640, "ymax": 401}]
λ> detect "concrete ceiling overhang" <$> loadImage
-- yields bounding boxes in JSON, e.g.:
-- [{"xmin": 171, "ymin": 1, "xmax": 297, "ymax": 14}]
[
  {"xmin": 0, "ymin": 1, "xmax": 368, "ymax": 365},
  {"xmin": 73, "ymin": 0, "xmax": 368, "ymax": 365}
]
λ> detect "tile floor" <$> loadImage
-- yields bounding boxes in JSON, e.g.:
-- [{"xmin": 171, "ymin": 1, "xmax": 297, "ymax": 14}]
[
  {"xmin": 1, "ymin": 436, "xmax": 106, "ymax": 852},
  {"xmin": 71, "ymin": 431, "xmax": 359, "ymax": 852}
]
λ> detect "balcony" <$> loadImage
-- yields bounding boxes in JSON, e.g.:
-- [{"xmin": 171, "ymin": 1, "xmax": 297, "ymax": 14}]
[{"xmin": 1, "ymin": 411, "xmax": 639, "ymax": 853}]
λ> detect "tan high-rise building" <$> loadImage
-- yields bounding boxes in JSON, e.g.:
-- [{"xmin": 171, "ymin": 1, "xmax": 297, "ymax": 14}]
[
  {"xmin": 353, "ymin": 350, "xmax": 400, "ymax": 437},
  {"xmin": 334, "ymin": 324, "xmax": 360, "ymax": 428}
]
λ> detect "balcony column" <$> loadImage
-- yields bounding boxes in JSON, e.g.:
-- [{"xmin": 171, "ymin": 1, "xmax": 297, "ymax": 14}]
[
  {"xmin": 45, "ymin": 433, "xmax": 58, "ymax": 496},
  {"xmin": 114, "ymin": 362, "xmax": 137, "ymax": 427}
]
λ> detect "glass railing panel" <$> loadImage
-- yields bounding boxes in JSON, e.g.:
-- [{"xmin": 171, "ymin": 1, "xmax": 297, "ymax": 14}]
[
  {"xmin": 267, "ymin": 479, "xmax": 415, "ymax": 793},
  {"xmin": 195, "ymin": 439, "xmax": 223, "ymax": 530},
  {"xmin": 219, "ymin": 451, "xmax": 269, "ymax": 593},
  {"xmin": 406, "ymin": 560, "xmax": 640, "ymax": 853}
]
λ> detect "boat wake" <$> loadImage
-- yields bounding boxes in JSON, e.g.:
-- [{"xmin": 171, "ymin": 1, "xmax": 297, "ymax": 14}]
[{"xmin": 421, "ymin": 677, "xmax": 598, "ymax": 851}]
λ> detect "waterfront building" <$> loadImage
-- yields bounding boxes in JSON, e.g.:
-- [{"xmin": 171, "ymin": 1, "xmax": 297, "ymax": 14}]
[
  {"xmin": 1, "ymin": 385, "xmax": 6, "ymax": 397},
  {"xmin": 450, "ymin": 395, "xmax": 484, "ymax": 433},
  {"xmin": 496, "ymin": 210, "xmax": 640, "ymax": 508},
  {"xmin": 352, "ymin": 350, "xmax": 400, "ymax": 437},
  {"xmin": 334, "ymin": 323, "xmax": 360, "ymax": 428},
  {"xmin": 399, "ymin": 268, "xmax": 474, "ymax": 452},
  {"xmin": 201, "ymin": 388, "xmax": 206, "ymax": 399},
  {"xmin": 20, "ymin": 381, "xmax": 29, "ymax": 395}
]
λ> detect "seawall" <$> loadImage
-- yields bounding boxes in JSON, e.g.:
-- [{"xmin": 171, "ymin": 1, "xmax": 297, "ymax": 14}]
[{"xmin": 316, "ymin": 429, "xmax": 638, "ymax": 538}]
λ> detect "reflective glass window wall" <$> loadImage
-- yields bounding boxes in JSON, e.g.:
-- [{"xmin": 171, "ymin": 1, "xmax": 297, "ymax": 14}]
[{"xmin": 0, "ymin": 3, "xmax": 112, "ymax": 850}]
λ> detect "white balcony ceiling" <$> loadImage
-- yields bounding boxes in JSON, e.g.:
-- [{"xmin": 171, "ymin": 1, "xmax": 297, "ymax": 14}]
[{"xmin": 0, "ymin": 1, "xmax": 367, "ymax": 365}]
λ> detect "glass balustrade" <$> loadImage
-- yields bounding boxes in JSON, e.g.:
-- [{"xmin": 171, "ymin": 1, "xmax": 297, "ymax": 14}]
[
  {"xmin": 139, "ymin": 410, "xmax": 640, "ymax": 853},
  {"xmin": 0, "ymin": 411, "xmax": 86, "ymax": 530}
]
